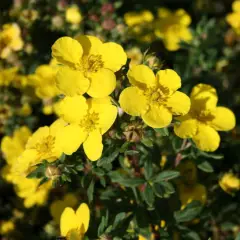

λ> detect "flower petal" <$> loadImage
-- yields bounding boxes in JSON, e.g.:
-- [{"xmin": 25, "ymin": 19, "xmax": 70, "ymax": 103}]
[
  {"xmin": 142, "ymin": 104, "xmax": 172, "ymax": 128},
  {"xmin": 193, "ymin": 124, "xmax": 220, "ymax": 152},
  {"xmin": 50, "ymin": 118, "xmax": 67, "ymax": 136},
  {"xmin": 166, "ymin": 91, "xmax": 190, "ymax": 115},
  {"xmin": 210, "ymin": 107, "xmax": 236, "ymax": 131},
  {"xmin": 14, "ymin": 149, "xmax": 39, "ymax": 176},
  {"xmin": 83, "ymin": 130, "xmax": 103, "ymax": 161},
  {"xmin": 119, "ymin": 86, "xmax": 148, "ymax": 116},
  {"xmin": 60, "ymin": 207, "xmax": 78, "ymax": 236},
  {"xmin": 127, "ymin": 65, "xmax": 156, "ymax": 89},
  {"xmin": 76, "ymin": 203, "xmax": 90, "ymax": 233},
  {"xmin": 233, "ymin": 0, "xmax": 240, "ymax": 13},
  {"xmin": 26, "ymin": 127, "xmax": 49, "ymax": 149},
  {"xmin": 190, "ymin": 83, "xmax": 218, "ymax": 111},
  {"xmin": 58, "ymin": 96, "xmax": 88, "ymax": 124},
  {"xmin": 174, "ymin": 117, "xmax": 198, "ymax": 138},
  {"xmin": 56, "ymin": 66, "xmax": 90, "ymax": 96},
  {"xmin": 156, "ymin": 69, "xmax": 181, "ymax": 93},
  {"xmin": 87, "ymin": 97, "xmax": 117, "ymax": 134},
  {"xmin": 75, "ymin": 35, "xmax": 103, "ymax": 56},
  {"xmin": 87, "ymin": 68, "xmax": 116, "ymax": 98},
  {"xmin": 51, "ymin": 37, "xmax": 83, "ymax": 67},
  {"xmin": 55, "ymin": 124, "xmax": 87, "ymax": 155},
  {"xmin": 101, "ymin": 42, "xmax": 127, "ymax": 72}
]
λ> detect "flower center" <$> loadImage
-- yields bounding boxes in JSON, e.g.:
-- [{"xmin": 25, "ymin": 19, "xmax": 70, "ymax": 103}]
[
  {"xmin": 35, "ymin": 135, "xmax": 55, "ymax": 155},
  {"xmin": 81, "ymin": 54, "xmax": 104, "ymax": 74},
  {"xmin": 190, "ymin": 108, "xmax": 215, "ymax": 123},
  {"xmin": 144, "ymin": 87, "xmax": 169, "ymax": 105},
  {"xmin": 80, "ymin": 112, "xmax": 99, "ymax": 132},
  {"xmin": 66, "ymin": 228, "xmax": 83, "ymax": 240}
]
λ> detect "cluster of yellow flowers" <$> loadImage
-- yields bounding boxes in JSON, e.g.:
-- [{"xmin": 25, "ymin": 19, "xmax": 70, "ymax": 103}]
[
  {"xmin": 0, "ymin": 23, "xmax": 24, "ymax": 59},
  {"xmin": 0, "ymin": 67, "xmax": 18, "ymax": 86},
  {"xmin": 226, "ymin": 0, "xmax": 240, "ymax": 35},
  {"xmin": 10, "ymin": 33, "xmax": 234, "ymax": 178},
  {"xmin": 0, "ymin": 31, "xmax": 237, "ymax": 238},
  {"xmin": 1, "ymin": 127, "xmax": 51, "ymax": 208},
  {"xmin": 124, "ymin": 8, "xmax": 192, "ymax": 51}
]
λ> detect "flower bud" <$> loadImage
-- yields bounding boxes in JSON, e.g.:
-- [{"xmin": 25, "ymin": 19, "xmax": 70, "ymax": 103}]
[{"xmin": 45, "ymin": 166, "xmax": 61, "ymax": 179}]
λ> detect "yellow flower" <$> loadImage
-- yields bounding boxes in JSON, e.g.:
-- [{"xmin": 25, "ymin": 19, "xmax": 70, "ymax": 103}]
[
  {"xmin": 0, "ymin": 23, "xmax": 24, "ymax": 59},
  {"xmin": 29, "ymin": 62, "xmax": 60, "ymax": 99},
  {"xmin": 124, "ymin": 10, "xmax": 155, "ymax": 43},
  {"xmin": 154, "ymin": 8, "xmax": 192, "ymax": 51},
  {"xmin": 226, "ymin": 0, "xmax": 240, "ymax": 35},
  {"xmin": 0, "ymin": 67, "xmax": 18, "ymax": 86},
  {"xmin": 0, "ymin": 220, "xmax": 15, "ymax": 234},
  {"xmin": 1, "ymin": 126, "xmax": 51, "ymax": 208},
  {"xmin": 219, "ymin": 173, "xmax": 240, "ymax": 194},
  {"xmin": 178, "ymin": 183, "xmax": 207, "ymax": 209},
  {"xmin": 20, "ymin": 9, "xmax": 39, "ymax": 24},
  {"xmin": 50, "ymin": 193, "xmax": 78, "ymax": 224},
  {"xmin": 174, "ymin": 84, "xmax": 236, "ymax": 152},
  {"xmin": 58, "ymin": 96, "xmax": 117, "ymax": 161},
  {"xmin": 16, "ymin": 119, "xmax": 70, "ymax": 175},
  {"xmin": 14, "ymin": 179, "xmax": 52, "ymax": 208},
  {"xmin": 1, "ymin": 126, "xmax": 31, "ymax": 182},
  {"xmin": 124, "ymin": 10, "xmax": 154, "ymax": 27},
  {"xmin": 12, "ymin": 74, "xmax": 29, "ymax": 88},
  {"xmin": 66, "ymin": 5, "xmax": 82, "ymax": 24},
  {"xmin": 119, "ymin": 65, "xmax": 190, "ymax": 128},
  {"xmin": 1, "ymin": 126, "xmax": 31, "ymax": 165},
  {"xmin": 139, "ymin": 234, "xmax": 155, "ymax": 240},
  {"xmin": 51, "ymin": 35, "xmax": 127, "ymax": 98},
  {"xmin": 60, "ymin": 203, "xmax": 90, "ymax": 240},
  {"xmin": 126, "ymin": 47, "xmax": 143, "ymax": 68}
]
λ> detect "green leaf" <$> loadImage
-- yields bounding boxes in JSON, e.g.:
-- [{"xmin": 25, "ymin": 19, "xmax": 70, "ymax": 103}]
[
  {"xmin": 159, "ymin": 181, "xmax": 175, "ymax": 194},
  {"xmin": 153, "ymin": 170, "xmax": 180, "ymax": 182},
  {"xmin": 112, "ymin": 212, "xmax": 126, "ymax": 229},
  {"xmin": 59, "ymin": 153, "xmax": 66, "ymax": 163},
  {"xmin": 97, "ymin": 150, "xmax": 119, "ymax": 167},
  {"xmin": 197, "ymin": 160, "xmax": 214, "ymax": 173},
  {"xmin": 154, "ymin": 128, "xmax": 169, "ymax": 136},
  {"xmin": 76, "ymin": 164, "xmax": 84, "ymax": 171},
  {"xmin": 153, "ymin": 182, "xmax": 175, "ymax": 198},
  {"xmin": 93, "ymin": 168, "xmax": 105, "ymax": 176},
  {"xmin": 174, "ymin": 201, "xmax": 203, "ymax": 223},
  {"xmin": 119, "ymin": 142, "xmax": 130, "ymax": 153},
  {"xmin": 99, "ymin": 177, "xmax": 106, "ymax": 187},
  {"xmin": 120, "ymin": 178, "xmax": 145, "ymax": 187},
  {"xmin": 100, "ymin": 188, "xmax": 118, "ymax": 200},
  {"xmin": 143, "ymin": 184, "xmax": 154, "ymax": 207},
  {"xmin": 61, "ymin": 174, "xmax": 71, "ymax": 182},
  {"xmin": 98, "ymin": 216, "xmax": 106, "ymax": 236},
  {"xmin": 109, "ymin": 171, "xmax": 145, "ymax": 187},
  {"xmin": 141, "ymin": 138, "xmax": 154, "ymax": 147},
  {"xmin": 125, "ymin": 150, "xmax": 139, "ymax": 156},
  {"xmin": 182, "ymin": 231, "xmax": 201, "ymax": 240},
  {"xmin": 26, "ymin": 164, "xmax": 45, "ymax": 179},
  {"xmin": 38, "ymin": 177, "xmax": 48, "ymax": 186},
  {"xmin": 198, "ymin": 151, "xmax": 223, "ymax": 160},
  {"xmin": 144, "ymin": 158, "xmax": 153, "ymax": 180},
  {"xmin": 87, "ymin": 179, "xmax": 95, "ymax": 203}
]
